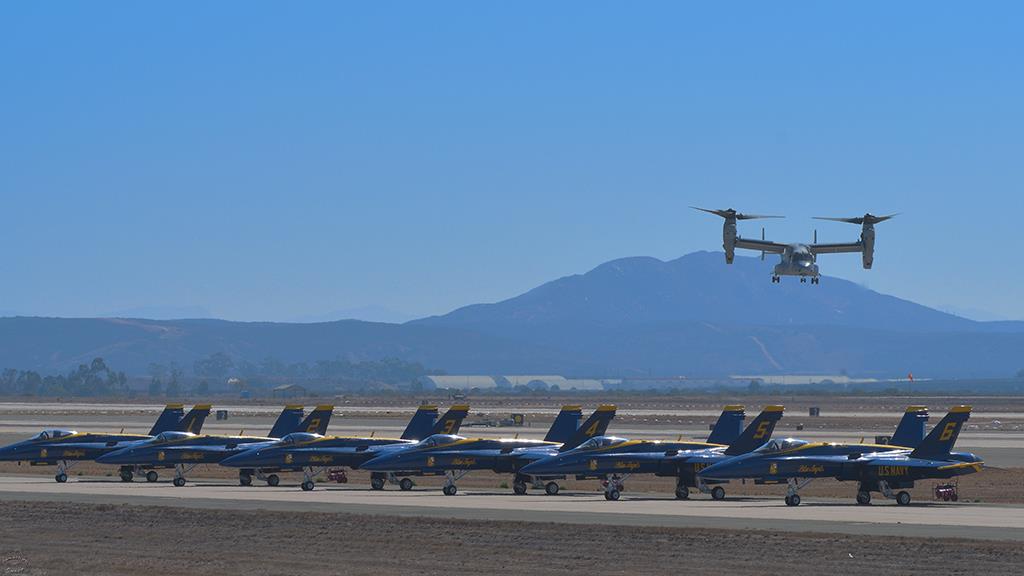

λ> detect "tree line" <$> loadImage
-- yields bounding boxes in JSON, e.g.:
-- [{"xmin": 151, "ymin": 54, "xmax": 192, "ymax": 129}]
[{"xmin": 0, "ymin": 358, "xmax": 128, "ymax": 397}]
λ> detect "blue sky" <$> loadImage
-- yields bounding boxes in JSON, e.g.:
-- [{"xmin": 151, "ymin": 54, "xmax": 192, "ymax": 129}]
[{"xmin": 1, "ymin": 2, "xmax": 1022, "ymax": 322}]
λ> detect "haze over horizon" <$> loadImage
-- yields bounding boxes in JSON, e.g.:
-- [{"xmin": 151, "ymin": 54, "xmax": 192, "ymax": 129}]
[{"xmin": 3, "ymin": 3, "xmax": 1023, "ymax": 322}]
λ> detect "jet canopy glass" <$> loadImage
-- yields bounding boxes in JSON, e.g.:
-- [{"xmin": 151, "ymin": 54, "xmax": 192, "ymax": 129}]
[
  {"xmin": 279, "ymin": 432, "xmax": 321, "ymax": 445},
  {"xmin": 419, "ymin": 434, "xmax": 462, "ymax": 448},
  {"xmin": 152, "ymin": 431, "xmax": 196, "ymax": 443},
  {"xmin": 755, "ymin": 438, "xmax": 808, "ymax": 453},
  {"xmin": 575, "ymin": 436, "xmax": 629, "ymax": 451},
  {"xmin": 32, "ymin": 429, "xmax": 76, "ymax": 441}
]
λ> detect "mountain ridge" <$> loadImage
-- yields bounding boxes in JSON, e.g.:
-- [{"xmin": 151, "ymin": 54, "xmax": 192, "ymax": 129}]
[{"xmin": 2, "ymin": 252, "xmax": 1022, "ymax": 378}]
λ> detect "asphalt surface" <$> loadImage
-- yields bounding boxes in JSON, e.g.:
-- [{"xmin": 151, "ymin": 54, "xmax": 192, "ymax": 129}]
[{"xmin": 1, "ymin": 474, "xmax": 1022, "ymax": 541}]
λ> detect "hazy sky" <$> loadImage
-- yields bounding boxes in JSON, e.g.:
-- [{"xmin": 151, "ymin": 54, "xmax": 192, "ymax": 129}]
[{"xmin": 2, "ymin": 2, "xmax": 1022, "ymax": 322}]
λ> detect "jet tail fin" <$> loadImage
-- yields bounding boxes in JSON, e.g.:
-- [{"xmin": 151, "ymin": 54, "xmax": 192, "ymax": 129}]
[
  {"xmin": 889, "ymin": 406, "xmax": 929, "ymax": 448},
  {"xmin": 543, "ymin": 406, "xmax": 584, "ymax": 443},
  {"xmin": 431, "ymin": 405, "xmax": 470, "ymax": 435},
  {"xmin": 706, "ymin": 405, "xmax": 745, "ymax": 445},
  {"xmin": 724, "ymin": 405, "xmax": 784, "ymax": 455},
  {"xmin": 295, "ymin": 405, "xmax": 334, "ymax": 435},
  {"xmin": 176, "ymin": 404, "xmax": 212, "ymax": 434},
  {"xmin": 268, "ymin": 405, "xmax": 306, "ymax": 438},
  {"xmin": 910, "ymin": 406, "xmax": 971, "ymax": 459},
  {"xmin": 560, "ymin": 405, "xmax": 616, "ymax": 451},
  {"xmin": 400, "ymin": 405, "xmax": 440, "ymax": 440},
  {"xmin": 148, "ymin": 403, "xmax": 186, "ymax": 436}
]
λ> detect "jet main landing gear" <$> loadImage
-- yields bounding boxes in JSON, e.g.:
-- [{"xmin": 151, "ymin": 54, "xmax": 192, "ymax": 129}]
[
  {"xmin": 55, "ymin": 460, "xmax": 71, "ymax": 483},
  {"xmin": 172, "ymin": 463, "xmax": 197, "ymax": 487},
  {"xmin": 441, "ymin": 470, "xmax": 469, "ymax": 496},
  {"xmin": 603, "ymin": 474, "xmax": 627, "ymax": 501},
  {"xmin": 784, "ymin": 478, "xmax": 814, "ymax": 506}
]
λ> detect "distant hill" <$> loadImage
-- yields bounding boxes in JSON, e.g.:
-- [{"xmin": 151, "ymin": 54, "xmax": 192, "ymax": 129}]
[{"xmin": 2, "ymin": 252, "xmax": 1023, "ymax": 378}]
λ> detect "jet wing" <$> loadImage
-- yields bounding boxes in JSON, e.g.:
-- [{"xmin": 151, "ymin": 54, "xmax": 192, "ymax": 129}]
[
  {"xmin": 734, "ymin": 238, "xmax": 787, "ymax": 254},
  {"xmin": 809, "ymin": 242, "xmax": 862, "ymax": 255}
]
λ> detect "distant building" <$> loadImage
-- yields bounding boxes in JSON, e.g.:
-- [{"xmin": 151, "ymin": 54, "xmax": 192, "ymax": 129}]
[
  {"xmin": 272, "ymin": 384, "xmax": 307, "ymax": 398},
  {"xmin": 416, "ymin": 375, "xmax": 605, "ymax": 392}
]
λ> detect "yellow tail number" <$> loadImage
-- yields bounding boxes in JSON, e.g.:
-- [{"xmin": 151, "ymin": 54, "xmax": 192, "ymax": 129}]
[
  {"xmin": 305, "ymin": 418, "xmax": 321, "ymax": 433},
  {"xmin": 442, "ymin": 419, "xmax": 457, "ymax": 434},
  {"xmin": 752, "ymin": 420, "xmax": 771, "ymax": 440},
  {"xmin": 938, "ymin": 421, "xmax": 958, "ymax": 442}
]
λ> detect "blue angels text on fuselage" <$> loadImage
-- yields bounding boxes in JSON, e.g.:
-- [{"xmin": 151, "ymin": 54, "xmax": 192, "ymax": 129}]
[{"xmin": 692, "ymin": 207, "xmax": 896, "ymax": 284}]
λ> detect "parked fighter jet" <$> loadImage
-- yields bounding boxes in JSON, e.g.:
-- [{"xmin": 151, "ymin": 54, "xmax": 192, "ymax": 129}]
[
  {"xmin": 520, "ymin": 405, "xmax": 783, "ymax": 500},
  {"xmin": 218, "ymin": 404, "xmax": 471, "ymax": 491},
  {"xmin": 698, "ymin": 406, "xmax": 981, "ymax": 506},
  {"xmin": 692, "ymin": 207, "xmax": 896, "ymax": 283},
  {"xmin": 359, "ymin": 405, "xmax": 617, "ymax": 496},
  {"xmin": 0, "ymin": 403, "xmax": 210, "ymax": 483},
  {"xmin": 96, "ymin": 405, "xmax": 334, "ymax": 486}
]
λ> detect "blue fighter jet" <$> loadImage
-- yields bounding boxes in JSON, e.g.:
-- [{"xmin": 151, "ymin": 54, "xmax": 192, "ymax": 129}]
[
  {"xmin": 0, "ymin": 403, "xmax": 210, "ymax": 483},
  {"xmin": 96, "ymin": 405, "xmax": 334, "ymax": 486},
  {"xmin": 219, "ymin": 404, "xmax": 471, "ymax": 491},
  {"xmin": 698, "ymin": 406, "xmax": 982, "ymax": 506},
  {"xmin": 520, "ymin": 405, "xmax": 784, "ymax": 500},
  {"xmin": 360, "ymin": 405, "xmax": 617, "ymax": 496}
]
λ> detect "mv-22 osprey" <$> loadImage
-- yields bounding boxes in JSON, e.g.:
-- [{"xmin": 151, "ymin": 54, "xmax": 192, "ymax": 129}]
[{"xmin": 692, "ymin": 207, "xmax": 896, "ymax": 284}]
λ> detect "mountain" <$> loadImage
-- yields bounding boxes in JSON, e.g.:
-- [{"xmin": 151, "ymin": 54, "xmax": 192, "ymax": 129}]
[
  {"xmin": 2, "ymin": 252, "xmax": 1022, "ymax": 378},
  {"xmin": 414, "ymin": 251, "xmax": 976, "ymax": 333},
  {"xmin": 289, "ymin": 305, "xmax": 416, "ymax": 324}
]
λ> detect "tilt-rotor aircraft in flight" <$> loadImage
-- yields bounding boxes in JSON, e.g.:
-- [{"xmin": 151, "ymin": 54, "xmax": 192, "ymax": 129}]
[
  {"xmin": 692, "ymin": 207, "xmax": 896, "ymax": 283},
  {"xmin": 219, "ymin": 404, "xmax": 471, "ymax": 491},
  {"xmin": 698, "ymin": 406, "xmax": 981, "ymax": 506},
  {"xmin": 0, "ymin": 403, "xmax": 210, "ymax": 483},
  {"xmin": 96, "ymin": 405, "xmax": 334, "ymax": 486}
]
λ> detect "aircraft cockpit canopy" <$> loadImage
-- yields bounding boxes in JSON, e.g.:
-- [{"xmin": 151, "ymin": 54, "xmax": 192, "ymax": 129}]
[
  {"xmin": 33, "ymin": 429, "xmax": 76, "ymax": 441},
  {"xmin": 280, "ymin": 432, "xmax": 321, "ymax": 445},
  {"xmin": 420, "ymin": 434, "xmax": 462, "ymax": 448},
  {"xmin": 576, "ymin": 436, "xmax": 629, "ymax": 451},
  {"xmin": 756, "ymin": 438, "xmax": 808, "ymax": 453},
  {"xmin": 152, "ymin": 431, "xmax": 196, "ymax": 443}
]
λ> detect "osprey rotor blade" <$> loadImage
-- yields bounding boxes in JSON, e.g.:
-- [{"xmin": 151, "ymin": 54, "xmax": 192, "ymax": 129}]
[
  {"xmin": 690, "ymin": 207, "xmax": 784, "ymax": 220},
  {"xmin": 813, "ymin": 213, "xmax": 899, "ymax": 225}
]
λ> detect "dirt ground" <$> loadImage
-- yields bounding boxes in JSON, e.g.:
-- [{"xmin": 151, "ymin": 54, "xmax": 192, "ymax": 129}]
[{"xmin": 0, "ymin": 500, "xmax": 1020, "ymax": 576}]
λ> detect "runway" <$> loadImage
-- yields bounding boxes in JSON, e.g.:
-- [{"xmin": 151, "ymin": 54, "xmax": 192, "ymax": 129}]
[{"xmin": 1, "ymin": 474, "xmax": 1022, "ymax": 541}]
